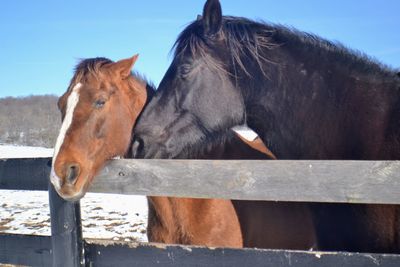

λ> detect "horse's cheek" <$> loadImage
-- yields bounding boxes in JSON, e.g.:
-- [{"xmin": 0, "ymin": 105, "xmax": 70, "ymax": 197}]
[{"xmin": 94, "ymin": 117, "xmax": 106, "ymax": 139}]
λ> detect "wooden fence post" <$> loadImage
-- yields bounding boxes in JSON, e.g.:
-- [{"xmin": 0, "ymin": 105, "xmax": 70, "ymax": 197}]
[{"xmin": 48, "ymin": 184, "xmax": 85, "ymax": 267}]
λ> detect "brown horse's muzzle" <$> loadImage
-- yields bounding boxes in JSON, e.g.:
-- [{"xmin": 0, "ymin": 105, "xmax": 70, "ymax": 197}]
[{"xmin": 50, "ymin": 161, "xmax": 89, "ymax": 202}]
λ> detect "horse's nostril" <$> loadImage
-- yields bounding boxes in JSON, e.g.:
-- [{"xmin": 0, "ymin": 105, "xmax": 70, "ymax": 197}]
[
  {"xmin": 66, "ymin": 164, "xmax": 80, "ymax": 185},
  {"xmin": 131, "ymin": 137, "xmax": 144, "ymax": 158}
]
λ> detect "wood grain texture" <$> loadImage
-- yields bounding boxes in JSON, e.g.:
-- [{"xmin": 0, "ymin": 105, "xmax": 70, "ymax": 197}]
[
  {"xmin": 1, "ymin": 158, "xmax": 400, "ymax": 266},
  {"xmin": 1, "ymin": 158, "xmax": 399, "ymax": 204},
  {"xmin": 91, "ymin": 159, "xmax": 400, "ymax": 204}
]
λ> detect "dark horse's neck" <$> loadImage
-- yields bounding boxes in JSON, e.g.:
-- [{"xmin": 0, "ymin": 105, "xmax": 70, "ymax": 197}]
[
  {"xmin": 238, "ymin": 22, "xmax": 400, "ymax": 160},
  {"xmin": 132, "ymin": 78, "xmax": 248, "ymax": 247}
]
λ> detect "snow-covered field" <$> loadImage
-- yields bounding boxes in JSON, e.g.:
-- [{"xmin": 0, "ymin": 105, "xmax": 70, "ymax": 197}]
[
  {"xmin": 0, "ymin": 145, "xmax": 53, "ymax": 158},
  {"xmin": 0, "ymin": 145, "xmax": 148, "ymax": 242}
]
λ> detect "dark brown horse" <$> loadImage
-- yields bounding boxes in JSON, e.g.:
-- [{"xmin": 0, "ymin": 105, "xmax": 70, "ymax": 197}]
[
  {"xmin": 50, "ymin": 56, "xmax": 317, "ymax": 249},
  {"xmin": 131, "ymin": 0, "xmax": 400, "ymax": 253}
]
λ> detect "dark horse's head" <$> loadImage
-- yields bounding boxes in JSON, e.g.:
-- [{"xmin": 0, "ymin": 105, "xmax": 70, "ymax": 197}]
[{"xmin": 133, "ymin": 0, "xmax": 270, "ymax": 158}]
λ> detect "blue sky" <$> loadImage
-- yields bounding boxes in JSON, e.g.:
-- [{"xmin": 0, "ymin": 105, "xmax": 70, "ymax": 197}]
[{"xmin": 0, "ymin": 0, "xmax": 399, "ymax": 98}]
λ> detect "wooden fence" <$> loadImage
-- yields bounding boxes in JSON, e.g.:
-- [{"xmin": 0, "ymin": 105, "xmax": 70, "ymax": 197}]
[{"xmin": 1, "ymin": 158, "xmax": 400, "ymax": 266}]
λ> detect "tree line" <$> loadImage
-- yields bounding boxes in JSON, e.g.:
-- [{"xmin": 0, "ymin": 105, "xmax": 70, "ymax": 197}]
[{"xmin": 0, "ymin": 95, "xmax": 61, "ymax": 147}]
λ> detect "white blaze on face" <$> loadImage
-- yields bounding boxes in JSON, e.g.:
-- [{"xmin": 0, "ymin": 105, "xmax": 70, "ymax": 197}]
[{"xmin": 50, "ymin": 83, "xmax": 82, "ymax": 190}]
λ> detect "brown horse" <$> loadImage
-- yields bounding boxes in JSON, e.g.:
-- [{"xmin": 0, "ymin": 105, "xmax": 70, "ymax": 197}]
[
  {"xmin": 50, "ymin": 55, "xmax": 146, "ymax": 201},
  {"xmin": 51, "ymin": 56, "xmax": 317, "ymax": 249}
]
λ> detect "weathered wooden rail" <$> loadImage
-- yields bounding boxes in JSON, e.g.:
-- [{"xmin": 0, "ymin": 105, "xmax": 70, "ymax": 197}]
[{"xmin": 1, "ymin": 157, "xmax": 400, "ymax": 266}]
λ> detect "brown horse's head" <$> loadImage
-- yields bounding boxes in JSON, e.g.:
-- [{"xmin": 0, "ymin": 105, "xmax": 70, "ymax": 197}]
[{"xmin": 50, "ymin": 55, "xmax": 148, "ymax": 201}]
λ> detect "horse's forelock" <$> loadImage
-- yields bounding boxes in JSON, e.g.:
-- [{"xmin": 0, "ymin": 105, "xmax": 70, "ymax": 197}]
[
  {"xmin": 68, "ymin": 58, "xmax": 154, "ymax": 94},
  {"xmin": 67, "ymin": 58, "xmax": 113, "ymax": 91},
  {"xmin": 74, "ymin": 57, "xmax": 113, "ymax": 76}
]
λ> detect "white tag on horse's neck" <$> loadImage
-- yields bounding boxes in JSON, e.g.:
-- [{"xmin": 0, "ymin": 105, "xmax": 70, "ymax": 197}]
[{"xmin": 231, "ymin": 125, "xmax": 259, "ymax": 141}]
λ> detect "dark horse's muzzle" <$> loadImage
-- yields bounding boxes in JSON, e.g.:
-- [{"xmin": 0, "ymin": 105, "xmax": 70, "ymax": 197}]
[
  {"xmin": 131, "ymin": 137, "xmax": 144, "ymax": 158},
  {"xmin": 131, "ymin": 134, "xmax": 174, "ymax": 159}
]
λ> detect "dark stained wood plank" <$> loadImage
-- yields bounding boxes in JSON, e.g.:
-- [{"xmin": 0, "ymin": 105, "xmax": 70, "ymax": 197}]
[
  {"xmin": 91, "ymin": 159, "xmax": 400, "ymax": 204},
  {"xmin": 85, "ymin": 240, "xmax": 400, "ymax": 267},
  {"xmin": 0, "ymin": 157, "xmax": 50, "ymax": 190},
  {"xmin": 2, "ymin": 235, "xmax": 399, "ymax": 267},
  {"xmin": 49, "ymin": 184, "xmax": 85, "ymax": 267},
  {"xmin": 0, "ymin": 234, "xmax": 52, "ymax": 266}
]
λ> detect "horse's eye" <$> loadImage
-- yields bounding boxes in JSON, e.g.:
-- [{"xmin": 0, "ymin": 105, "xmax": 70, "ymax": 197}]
[
  {"xmin": 94, "ymin": 99, "xmax": 106, "ymax": 109},
  {"xmin": 179, "ymin": 64, "xmax": 192, "ymax": 77}
]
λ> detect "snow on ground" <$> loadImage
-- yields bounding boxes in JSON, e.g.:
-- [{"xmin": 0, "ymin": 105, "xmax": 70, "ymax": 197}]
[
  {"xmin": 0, "ymin": 145, "xmax": 53, "ymax": 158},
  {"xmin": 0, "ymin": 190, "xmax": 148, "ymax": 242},
  {"xmin": 0, "ymin": 145, "xmax": 148, "ymax": 242}
]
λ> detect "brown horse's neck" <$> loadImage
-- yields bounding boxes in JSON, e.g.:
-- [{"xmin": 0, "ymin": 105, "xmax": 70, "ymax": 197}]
[{"xmin": 147, "ymin": 196, "xmax": 243, "ymax": 248}]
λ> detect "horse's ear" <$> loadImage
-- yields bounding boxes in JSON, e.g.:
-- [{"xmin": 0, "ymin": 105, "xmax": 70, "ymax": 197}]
[
  {"xmin": 202, "ymin": 0, "xmax": 222, "ymax": 36},
  {"xmin": 110, "ymin": 54, "xmax": 139, "ymax": 79}
]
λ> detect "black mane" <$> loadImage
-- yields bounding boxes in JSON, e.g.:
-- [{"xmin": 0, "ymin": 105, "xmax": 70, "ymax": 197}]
[{"xmin": 174, "ymin": 16, "xmax": 397, "ymax": 79}]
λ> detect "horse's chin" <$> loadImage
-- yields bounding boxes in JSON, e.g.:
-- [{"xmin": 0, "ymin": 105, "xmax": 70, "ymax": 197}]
[
  {"xmin": 139, "ymin": 144, "xmax": 179, "ymax": 159},
  {"xmin": 55, "ymin": 175, "xmax": 91, "ymax": 202},
  {"xmin": 57, "ymin": 191, "xmax": 86, "ymax": 202}
]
